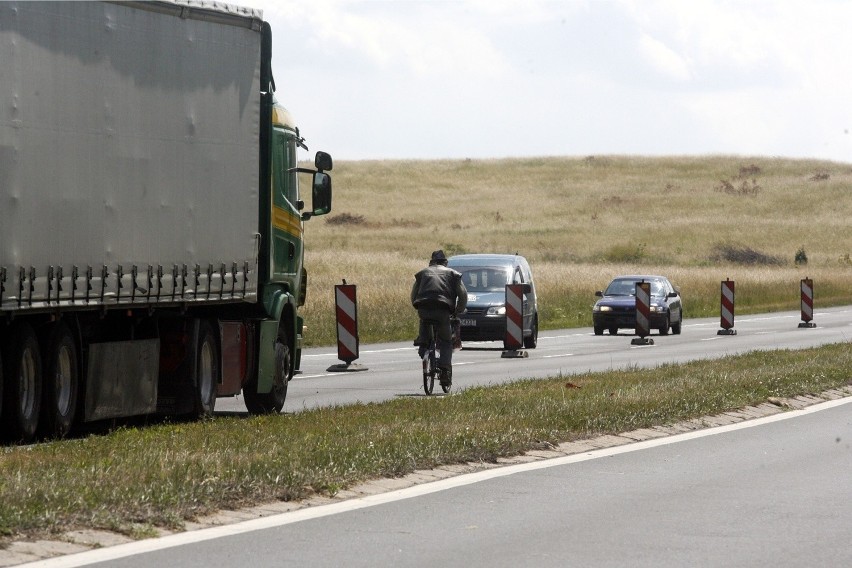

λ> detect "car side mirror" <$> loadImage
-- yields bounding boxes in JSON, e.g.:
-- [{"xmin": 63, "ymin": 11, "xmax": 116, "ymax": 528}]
[
  {"xmin": 522, "ymin": 283, "xmax": 532, "ymax": 294},
  {"xmin": 668, "ymin": 291, "xmax": 679, "ymax": 298},
  {"xmin": 595, "ymin": 290, "xmax": 603, "ymax": 297}
]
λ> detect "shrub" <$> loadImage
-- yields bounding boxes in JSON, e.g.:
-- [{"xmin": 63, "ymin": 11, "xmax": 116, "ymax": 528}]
[
  {"xmin": 794, "ymin": 247, "xmax": 808, "ymax": 266},
  {"xmin": 326, "ymin": 212, "xmax": 367, "ymax": 226},
  {"xmin": 711, "ymin": 243, "xmax": 785, "ymax": 266},
  {"xmin": 715, "ymin": 178, "xmax": 762, "ymax": 196},
  {"xmin": 441, "ymin": 243, "xmax": 468, "ymax": 256},
  {"xmin": 603, "ymin": 243, "xmax": 646, "ymax": 263},
  {"xmin": 739, "ymin": 164, "xmax": 762, "ymax": 177}
]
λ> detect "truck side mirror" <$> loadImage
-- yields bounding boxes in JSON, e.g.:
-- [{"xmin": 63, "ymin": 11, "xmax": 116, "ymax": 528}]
[
  {"xmin": 315, "ymin": 151, "xmax": 333, "ymax": 172},
  {"xmin": 310, "ymin": 171, "xmax": 332, "ymax": 217}
]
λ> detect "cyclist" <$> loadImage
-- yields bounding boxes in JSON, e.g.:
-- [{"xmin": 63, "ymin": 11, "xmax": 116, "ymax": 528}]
[{"xmin": 411, "ymin": 250, "xmax": 468, "ymax": 386}]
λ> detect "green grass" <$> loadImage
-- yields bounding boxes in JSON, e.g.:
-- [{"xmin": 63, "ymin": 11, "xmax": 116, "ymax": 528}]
[
  {"xmin": 301, "ymin": 155, "xmax": 852, "ymax": 346},
  {"xmin": 2, "ymin": 342, "xmax": 850, "ymax": 541}
]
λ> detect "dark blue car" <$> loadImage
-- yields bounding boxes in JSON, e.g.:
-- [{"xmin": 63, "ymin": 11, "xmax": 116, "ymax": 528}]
[{"xmin": 592, "ymin": 275, "xmax": 683, "ymax": 336}]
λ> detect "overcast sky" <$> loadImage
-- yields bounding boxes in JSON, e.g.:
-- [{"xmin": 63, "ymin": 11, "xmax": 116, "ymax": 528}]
[{"xmin": 231, "ymin": 0, "xmax": 852, "ymax": 164}]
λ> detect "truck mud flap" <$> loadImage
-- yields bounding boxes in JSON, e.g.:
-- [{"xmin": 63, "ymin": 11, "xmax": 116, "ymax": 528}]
[{"xmin": 85, "ymin": 339, "xmax": 160, "ymax": 422}]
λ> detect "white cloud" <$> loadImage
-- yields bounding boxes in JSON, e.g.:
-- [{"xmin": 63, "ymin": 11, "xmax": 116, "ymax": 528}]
[
  {"xmin": 637, "ymin": 33, "xmax": 692, "ymax": 82},
  {"xmin": 228, "ymin": 0, "xmax": 852, "ymax": 163}
]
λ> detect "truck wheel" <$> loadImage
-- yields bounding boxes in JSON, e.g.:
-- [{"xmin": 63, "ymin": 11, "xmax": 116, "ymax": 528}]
[
  {"xmin": 244, "ymin": 327, "xmax": 289, "ymax": 414},
  {"xmin": 191, "ymin": 320, "xmax": 219, "ymax": 419},
  {"xmin": 2, "ymin": 323, "xmax": 42, "ymax": 443},
  {"xmin": 39, "ymin": 322, "xmax": 79, "ymax": 439}
]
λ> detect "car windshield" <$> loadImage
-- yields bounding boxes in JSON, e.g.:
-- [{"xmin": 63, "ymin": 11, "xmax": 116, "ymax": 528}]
[
  {"xmin": 458, "ymin": 267, "xmax": 510, "ymax": 292},
  {"xmin": 605, "ymin": 278, "xmax": 665, "ymax": 297}
]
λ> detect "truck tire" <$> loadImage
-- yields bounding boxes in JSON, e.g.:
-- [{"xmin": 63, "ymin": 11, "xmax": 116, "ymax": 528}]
[
  {"xmin": 39, "ymin": 322, "xmax": 79, "ymax": 439},
  {"xmin": 2, "ymin": 323, "xmax": 42, "ymax": 443},
  {"xmin": 244, "ymin": 327, "xmax": 289, "ymax": 415},
  {"xmin": 191, "ymin": 320, "xmax": 219, "ymax": 419}
]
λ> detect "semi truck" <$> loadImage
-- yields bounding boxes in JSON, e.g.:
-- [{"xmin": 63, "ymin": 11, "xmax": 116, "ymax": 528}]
[{"xmin": 0, "ymin": 1, "xmax": 332, "ymax": 442}]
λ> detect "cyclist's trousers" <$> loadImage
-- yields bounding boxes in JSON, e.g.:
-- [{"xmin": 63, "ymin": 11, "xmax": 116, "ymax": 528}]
[{"xmin": 416, "ymin": 307, "xmax": 453, "ymax": 368}]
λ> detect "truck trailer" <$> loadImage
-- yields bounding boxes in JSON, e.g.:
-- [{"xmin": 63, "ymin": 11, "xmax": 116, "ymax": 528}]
[{"xmin": 0, "ymin": 1, "xmax": 332, "ymax": 442}]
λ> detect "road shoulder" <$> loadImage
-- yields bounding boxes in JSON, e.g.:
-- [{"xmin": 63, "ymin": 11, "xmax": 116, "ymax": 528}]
[{"xmin": 3, "ymin": 386, "xmax": 851, "ymax": 567}]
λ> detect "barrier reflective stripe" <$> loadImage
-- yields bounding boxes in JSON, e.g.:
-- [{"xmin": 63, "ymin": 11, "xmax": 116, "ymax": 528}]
[
  {"xmin": 334, "ymin": 284, "xmax": 359, "ymax": 363},
  {"xmin": 504, "ymin": 284, "xmax": 524, "ymax": 350},
  {"xmin": 720, "ymin": 279, "xmax": 735, "ymax": 330},
  {"xmin": 800, "ymin": 278, "xmax": 814, "ymax": 323},
  {"xmin": 635, "ymin": 281, "xmax": 651, "ymax": 338}
]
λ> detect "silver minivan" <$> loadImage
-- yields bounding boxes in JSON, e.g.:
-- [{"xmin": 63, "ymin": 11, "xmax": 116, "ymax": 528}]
[{"xmin": 447, "ymin": 253, "xmax": 539, "ymax": 348}]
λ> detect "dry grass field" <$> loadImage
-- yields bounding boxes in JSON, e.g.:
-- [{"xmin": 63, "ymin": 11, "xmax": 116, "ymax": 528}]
[{"xmin": 300, "ymin": 156, "xmax": 852, "ymax": 346}]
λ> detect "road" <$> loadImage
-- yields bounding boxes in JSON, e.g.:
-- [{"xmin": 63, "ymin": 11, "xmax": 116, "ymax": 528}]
[
  {"xmin": 25, "ymin": 306, "xmax": 852, "ymax": 567},
  {"xmin": 66, "ymin": 397, "xmax": 852, "ymax": 567},
  {"xmin": 218, "ymin": 306, "xmax": 852, "ymax": 414}
]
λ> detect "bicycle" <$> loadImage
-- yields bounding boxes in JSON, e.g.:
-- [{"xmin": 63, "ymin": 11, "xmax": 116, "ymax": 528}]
[{"xmin": 421, "ymin": 319, "xmax": 456, "ymax": 395}]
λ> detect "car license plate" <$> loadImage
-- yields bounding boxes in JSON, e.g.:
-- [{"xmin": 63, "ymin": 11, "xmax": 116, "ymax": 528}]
[{"xmin": 460, "ymin": 319, "xmax": 476, "ymax": 327}]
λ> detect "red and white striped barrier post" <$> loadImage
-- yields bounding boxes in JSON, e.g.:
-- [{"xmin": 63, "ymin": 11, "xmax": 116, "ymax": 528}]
[
  {"xmin": 328, "ymin": 282, "xmax": 368, "ymax": 371},
  {"xmin": 501, "ymin": 283, "xmax": 528, "ymax": 358},
  {"xmin": 718, "ymin": 278, "xmax": 737, "ymax": 335},
  {"xmin": 631, "ymin": 280, "xmax": 654, "ymax": 345},
  {"xmin": 798, "ymin": 277, "xmax": 816, "ymax": 328}
]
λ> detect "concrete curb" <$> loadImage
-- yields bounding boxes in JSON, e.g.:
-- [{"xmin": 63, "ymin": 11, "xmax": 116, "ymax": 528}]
[{"xmin": 2, "ymin": 385, "xmax": 851, "ymax": 567}]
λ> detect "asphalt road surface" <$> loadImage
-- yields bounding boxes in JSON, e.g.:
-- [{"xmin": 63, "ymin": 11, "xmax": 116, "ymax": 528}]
[
  {"xmin": 218, "ymin": 305, "xmax": 852, "ymax": 414},
  {"xmin": 70, "ymin": 397, "xmax": 852, "ymax": 568},
  {"xmin": 30, "ymin": 306, "xmax": 852, "ymax": 567}
]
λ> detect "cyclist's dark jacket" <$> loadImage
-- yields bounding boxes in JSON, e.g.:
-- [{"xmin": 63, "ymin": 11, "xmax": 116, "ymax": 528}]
[{"xmin": 411, "ymin": 264, "xmax": 468, "ymax": 313}]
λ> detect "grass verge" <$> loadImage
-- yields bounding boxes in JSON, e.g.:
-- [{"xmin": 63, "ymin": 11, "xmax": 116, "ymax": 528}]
[{"xmin": 1, "ymin": 342, "xmax": 850, "ymax": 542}]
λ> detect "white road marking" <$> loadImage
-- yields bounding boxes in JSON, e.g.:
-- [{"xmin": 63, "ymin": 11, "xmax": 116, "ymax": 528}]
[{"xmin": 34, "ymin": 396, "xmax": 852, "ymax": 568}]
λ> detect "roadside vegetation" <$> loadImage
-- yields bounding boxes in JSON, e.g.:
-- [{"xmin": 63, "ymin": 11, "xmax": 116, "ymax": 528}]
[
  {"xmin": 1, "ymin": 343, "xmax": 850, "ymax": 541},
  {"xmin": 302, "ymin": 155, "xmax": 852, "ymax": 345}
]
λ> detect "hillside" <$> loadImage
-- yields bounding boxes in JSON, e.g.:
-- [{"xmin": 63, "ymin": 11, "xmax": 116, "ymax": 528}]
[{"xmin": 301, "ymin": 156, "xmax": 852, "ymax": 346}]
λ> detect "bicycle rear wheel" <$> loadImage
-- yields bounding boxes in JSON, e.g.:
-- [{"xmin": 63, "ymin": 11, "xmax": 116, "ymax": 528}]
[{"xmin": 422, "ymin": 355, "xmax": 434, "ymax": 395}]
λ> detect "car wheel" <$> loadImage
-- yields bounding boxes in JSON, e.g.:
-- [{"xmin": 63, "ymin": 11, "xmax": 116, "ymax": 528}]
[
  {"xmin": 594, "ymin": 326, "xmax": 604, "ymax": 336},
  {"xmin": 672, "ymin": 313, "xmax": 682, "ymax": 335},
  {"xmin": 659, "ymin": 314, "xmax": 670, "ymax": 335},
  {"xmin": 608, "ymin": 327, "xmax": 618, "ymax": 335},
  {"xmin": 523, "ymin": 315, "xmax": 538, "ymax": 349}
]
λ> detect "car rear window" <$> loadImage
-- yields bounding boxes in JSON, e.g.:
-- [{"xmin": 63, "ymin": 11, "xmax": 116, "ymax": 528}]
[{"xmin": 459, "ymin": 268, "xmax": 509, "ymax": 292}]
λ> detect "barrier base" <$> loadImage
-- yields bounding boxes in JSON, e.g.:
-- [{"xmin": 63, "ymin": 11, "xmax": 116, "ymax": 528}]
[
  {"xmin": 327, "ymin": 362, "xmax": 369, "ymax": 372},
  {"xmin": 798, "ymin": 322, "xmax": 817, "ymax": 328},
  {"xmin": 717, "ymin": 329, "xmax": 737, "ymax": 335},
  {"xmin": 501, "ymin": 349, "xmax": 529, "ymax": 359},
  {"xmin": 630, "ymin": 337, "xmax": 655, "ymax": 346}
]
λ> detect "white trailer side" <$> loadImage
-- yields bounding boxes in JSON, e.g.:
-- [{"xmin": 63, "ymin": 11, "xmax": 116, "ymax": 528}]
[{"xmin": 0, "ymin": 1, "xmax": 263, "ymax": 311}]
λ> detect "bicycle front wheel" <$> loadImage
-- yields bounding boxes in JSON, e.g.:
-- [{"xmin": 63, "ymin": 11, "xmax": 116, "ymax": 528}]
[{"xmin": 422, "ymin": 357, "xmax": 434, "ymax": 395}]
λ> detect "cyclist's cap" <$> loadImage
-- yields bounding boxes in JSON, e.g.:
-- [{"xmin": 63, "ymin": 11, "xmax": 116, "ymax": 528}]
[{"xmin": 431, "ymin": 250, "xmax": 448, "ymax": 263}]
